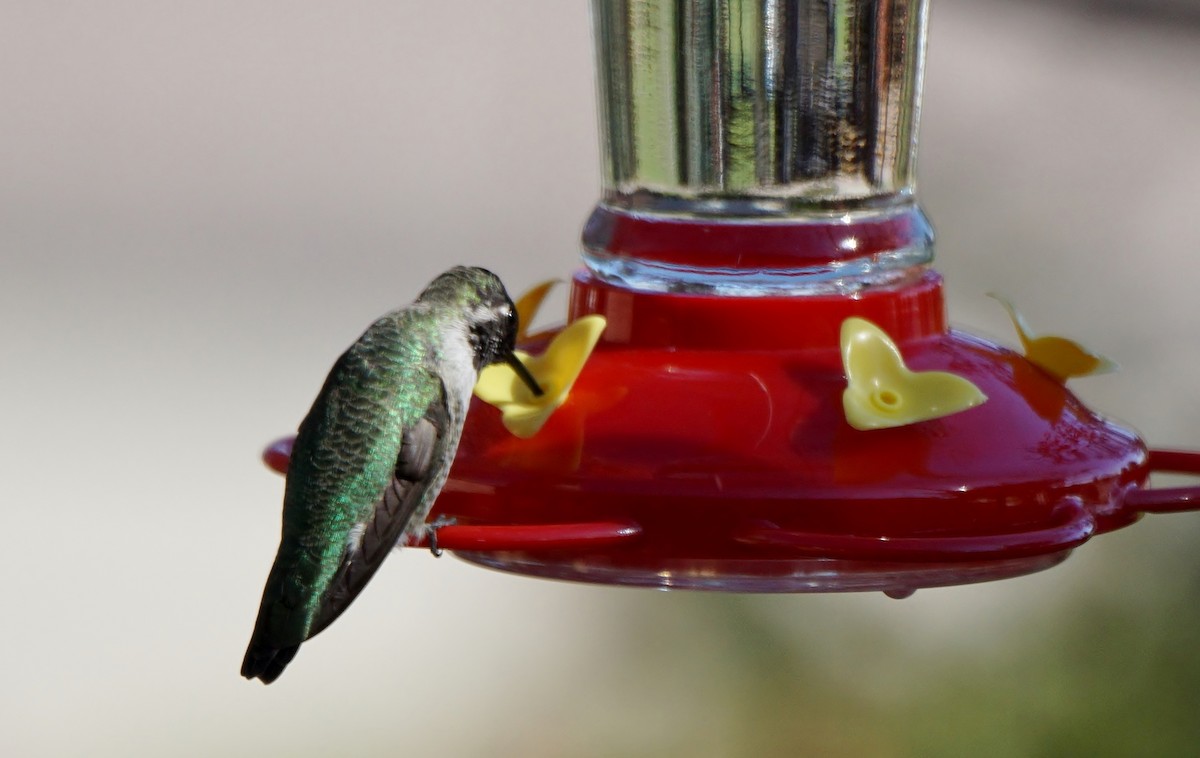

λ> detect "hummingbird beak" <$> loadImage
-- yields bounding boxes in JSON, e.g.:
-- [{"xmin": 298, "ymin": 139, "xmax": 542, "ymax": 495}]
[{"xmin": 506, "ymin": 353, "xmax": 544, "ymax": 397}]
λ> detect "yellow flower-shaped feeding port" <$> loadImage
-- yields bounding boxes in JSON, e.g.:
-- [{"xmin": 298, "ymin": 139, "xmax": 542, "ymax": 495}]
[
  {"xmin": 841, "ymin": 317, "xmax": 987, "ymax": 431},
  {"xmin": 988, "ymin": 293, "xmax": 1116, "ymax": 383},
  {"xmin": 475, "ymin": 315, "xmax": 607, "ymax": 438},
  {"xmin": 514, "ymin": 279, "xmax": 561, "ymax": 341}
]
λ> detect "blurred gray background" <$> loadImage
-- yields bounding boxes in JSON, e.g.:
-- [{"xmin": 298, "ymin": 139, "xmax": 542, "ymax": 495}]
[{"xmin": 2, "ymin": 1, "xmax": 1199, "ymax": 756}]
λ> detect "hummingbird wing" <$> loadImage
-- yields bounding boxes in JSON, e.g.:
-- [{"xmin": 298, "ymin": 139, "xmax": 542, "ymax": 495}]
[{"xmin": 306, "ymin": 381, "xmax": 454, "ymax": 638}]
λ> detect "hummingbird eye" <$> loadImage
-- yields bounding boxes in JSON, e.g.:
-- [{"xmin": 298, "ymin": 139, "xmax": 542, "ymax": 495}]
[
  {"xmin": 502, "ymin": 305, "xmax": 518, "ymax": 343},
  {"xmin": 494, "ymin": 302, "xmax": 515, "ymax": 327}
]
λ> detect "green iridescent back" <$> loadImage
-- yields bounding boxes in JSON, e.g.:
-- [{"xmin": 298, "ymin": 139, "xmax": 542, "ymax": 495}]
[{"xmin": 265, "ymin": 308, "xmax": 445, "ymax": 643}]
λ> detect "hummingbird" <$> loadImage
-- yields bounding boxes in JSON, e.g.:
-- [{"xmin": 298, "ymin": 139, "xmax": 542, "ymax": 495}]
[{"xmin": 241, "ymin": 266, "xmax": 542, "ymax": 684}]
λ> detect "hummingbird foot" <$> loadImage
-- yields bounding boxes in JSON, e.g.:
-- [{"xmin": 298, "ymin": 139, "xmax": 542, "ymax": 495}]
[{"xmin": 423, "ymin": 516, "xmax": 458, "ymax": 557}]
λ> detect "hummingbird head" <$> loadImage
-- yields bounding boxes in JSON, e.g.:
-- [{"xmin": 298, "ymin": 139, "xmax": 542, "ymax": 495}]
[{"xmin": 420, "ymin": 267, "xmax": 544, "ymax": 396}]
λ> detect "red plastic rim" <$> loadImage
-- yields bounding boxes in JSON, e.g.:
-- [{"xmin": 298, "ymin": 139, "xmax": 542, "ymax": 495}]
[
  {"xmin": 260, "ymin": 438, "xmax": 1197, "ymax": 560},
  {"xmin": 1124, "ymin": 450, "xmax": 1200, "ymax": 513},
  {"xmin": 731, "ymin": 499, "xmax": 1094, "ymax": 562}
]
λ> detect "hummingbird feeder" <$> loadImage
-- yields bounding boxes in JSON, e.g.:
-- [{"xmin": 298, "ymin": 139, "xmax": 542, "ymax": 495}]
[{"xmin": 265, "ymin": 0, "xmax": 1200, "ymax": 596}]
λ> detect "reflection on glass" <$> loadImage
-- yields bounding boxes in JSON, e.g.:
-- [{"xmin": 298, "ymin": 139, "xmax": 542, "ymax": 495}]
[{"xmin": 591, "ymin": 0, "xmax": 929, "ymax": 214}]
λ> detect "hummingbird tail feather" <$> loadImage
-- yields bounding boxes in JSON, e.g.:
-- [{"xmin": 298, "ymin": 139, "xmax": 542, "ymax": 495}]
[{"xmin": 241, "ymin": 641, "xmax": 300, "ymax": 684}]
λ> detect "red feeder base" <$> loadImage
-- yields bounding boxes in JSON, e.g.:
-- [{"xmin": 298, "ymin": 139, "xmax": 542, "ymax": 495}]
[{"xmin": 264, "ymin": 269, "xmax": 1200, "ymax": 595}]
